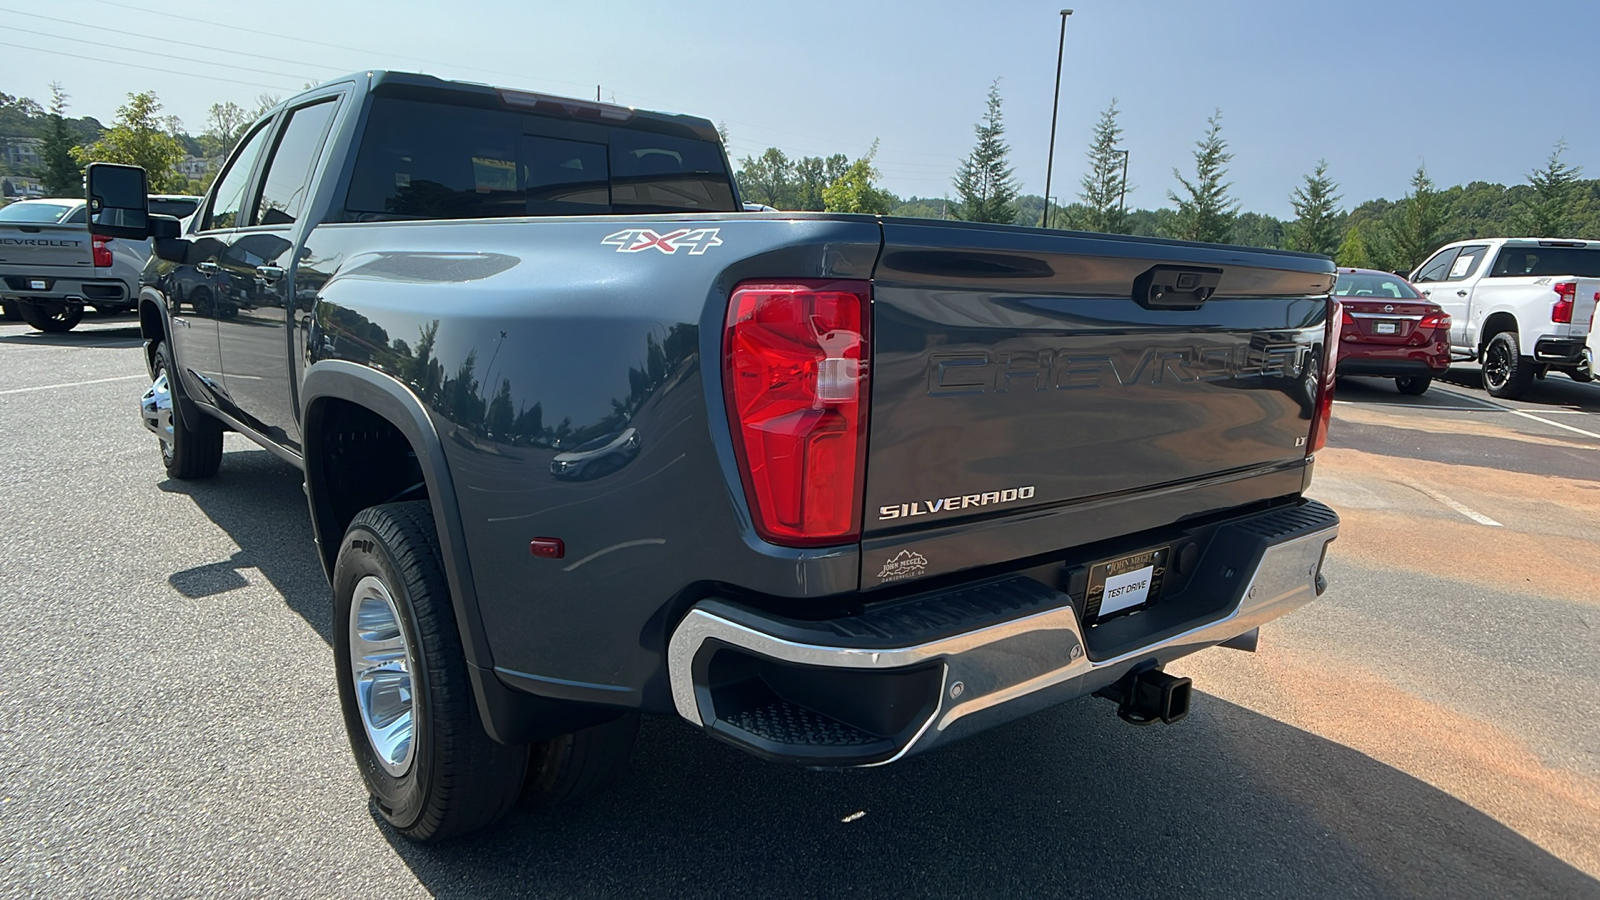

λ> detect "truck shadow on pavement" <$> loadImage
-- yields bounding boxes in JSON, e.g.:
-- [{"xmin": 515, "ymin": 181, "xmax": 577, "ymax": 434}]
[
  {"xmin": 152, "ymin": 446, "xmax": 1600, "ymax": 899},
  {"xmin": 382, "ymin": 702, "xmax": 1599, "ymax": 900},
  {"xmin": 158, "ymin": 446, "xmax": 333, "ymax": 643}
]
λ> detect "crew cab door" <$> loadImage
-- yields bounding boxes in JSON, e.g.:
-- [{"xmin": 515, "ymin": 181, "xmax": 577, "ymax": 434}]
[
  {"xmin": 213, "ymin": 95, "xmax": 341, "ymax": 453},
  {"xmin": 168, "ymin": 120, "xmax": 275, "ymax": 408},
  {"xmin": 1437, "ymin": 244, "xmax": 1489, "ymax": 349}
]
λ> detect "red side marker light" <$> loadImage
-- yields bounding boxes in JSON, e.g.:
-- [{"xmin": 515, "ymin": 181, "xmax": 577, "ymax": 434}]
[{"xmin": 529, "ymin": 538, "xmax": 565, "ymax": 560}]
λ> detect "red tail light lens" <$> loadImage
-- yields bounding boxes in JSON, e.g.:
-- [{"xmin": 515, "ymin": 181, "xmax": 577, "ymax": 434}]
[
  {"xmin": 1307, "ymin": 299, "xmax": 1341, "ymax": 455},
  {"xmin": 1552, "ymin": 282, "xmax": 1576, "ymax": 324},
  {"xmin": 91, "ymin": 235, "xmax": 113, "ymax": 268},
  {"xmin": 724, "ymin": 280, "xmax": 870, "ymax": 546},
  {"xmin": 1419, "ymin": 311, "xmax": 1451, "ymax": 332}
]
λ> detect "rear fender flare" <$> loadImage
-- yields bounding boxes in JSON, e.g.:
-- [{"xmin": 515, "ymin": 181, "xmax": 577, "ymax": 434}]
[{"xmin": 300, "ymin": 360, "xmax": 493, "ymax": 676}]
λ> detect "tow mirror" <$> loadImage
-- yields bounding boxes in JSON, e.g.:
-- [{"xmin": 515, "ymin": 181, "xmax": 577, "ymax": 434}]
[{"xmin": 85, "ymin": 162, "xmax": 150, "ymax": 239}]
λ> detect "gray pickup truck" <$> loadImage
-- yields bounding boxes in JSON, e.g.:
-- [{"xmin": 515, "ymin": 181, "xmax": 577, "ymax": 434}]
[
  {"xmin": 89, "ymin": 71, "xmax": 1340, "ymax": 842},
  {"xmin": 0, "ymin": 195, "xmax": 199, "ymax": 331}
]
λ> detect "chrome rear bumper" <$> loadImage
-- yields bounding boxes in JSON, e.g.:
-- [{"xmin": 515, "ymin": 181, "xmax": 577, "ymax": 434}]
[{"xmin": 667, "ymin": 500, "xmax": 1338, "ymax": 766}]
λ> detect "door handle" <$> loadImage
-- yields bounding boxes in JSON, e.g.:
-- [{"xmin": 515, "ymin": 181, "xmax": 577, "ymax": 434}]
[
  {"xmin": 256, "ymin": 265, "xmax": 285, "ymax": 284},
  {"xmin": 196, "ymin": 261, "xmax": 219, "ymax": 276},
  {"xmin": 1421, "ymin": 289, "xmax": 1431, "ymax": 296},
  {"xmin": 1456, "ymin": 290, "xmax": 1468, "ymax": 297}
]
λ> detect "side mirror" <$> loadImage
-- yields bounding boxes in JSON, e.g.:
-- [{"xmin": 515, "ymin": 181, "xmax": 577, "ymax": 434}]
[{"xmin": 85, "ymin": 162, "xmax": 150, "ymax": 239}]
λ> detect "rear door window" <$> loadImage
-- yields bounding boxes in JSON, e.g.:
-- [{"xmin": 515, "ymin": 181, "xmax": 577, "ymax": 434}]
[
  {"xmin": 1489, "ymin": 246, "xmax": 1600, "ymax": 278},
  {"xmin": 345, "ymin": 96, "xmax": 734, "ymax": 220},
  {"xmin": 252, "ymin": 99, "xmax": 339, "ymax": 226}
]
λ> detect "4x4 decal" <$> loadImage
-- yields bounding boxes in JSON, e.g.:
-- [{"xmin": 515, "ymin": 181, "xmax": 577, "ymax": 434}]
[{"xmin": 602, "ymin": 227, "xmax": 723, "ymax": 255}]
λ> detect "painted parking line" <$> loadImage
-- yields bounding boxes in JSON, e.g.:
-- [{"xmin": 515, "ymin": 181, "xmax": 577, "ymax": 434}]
[
  {"xmin": 1430, "ymin": 385, "xmax": 1600, "ymax": 439},
  {"xmin": 0, "ymin": 374, "xmax": 145, "ymax": 396},
  {"xmin": 1412, "ymin": 484, "xmax": 1503, "ymax": 527},
  {"xmin": 1505, "ymin": 409, "xmax": 1600, "ymax": 439}
]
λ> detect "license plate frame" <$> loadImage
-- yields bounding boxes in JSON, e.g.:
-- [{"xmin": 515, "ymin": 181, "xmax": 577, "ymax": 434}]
[
  {"xmin": 1084, "ymin": 545, "xmax": 1169, "ymax": 624},
  {"xmin": 1374, "ymin": 321, "xmax": 1399, "ymax": 335}
]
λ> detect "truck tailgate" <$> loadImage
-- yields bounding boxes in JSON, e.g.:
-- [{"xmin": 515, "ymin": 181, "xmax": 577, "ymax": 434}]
[
  {"xmin": 0, "ymin": 223, "xmax": 92, "ymax": 272},
  {"xmin": 862, "ymin": 220, "xmax": 1333, "ymax": 586}
]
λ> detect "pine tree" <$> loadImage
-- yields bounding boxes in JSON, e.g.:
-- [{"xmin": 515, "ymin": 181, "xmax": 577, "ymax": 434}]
[
  {"xmin": 952, "ymin": 79, "xmax": 1020, "ymax": 224},
  {"xmin": 1285, "ymin": 160, "xmax": 1342, "ymax": 256},
  {"xmin": 1514, "ymin": 139, "xmax": 1583, "ymax": 236},
  {"xmin": 38, "ymin": 83, "xmax": 82, "ymax": 197},
  {"xmin": 1075, "ymin": 99, "xmax": 1131, "ymax": 233},
  {"xmin": 1383, "ymin": 164, "xmax": 1446, "ymax": 272},
  {"xmin": 1335, "ymin": 223, "xmax": 1373, "ymax": 269},
  {"xmin": 1168, "ymin": 109, "xmax": 1238, "ymax": 243}
]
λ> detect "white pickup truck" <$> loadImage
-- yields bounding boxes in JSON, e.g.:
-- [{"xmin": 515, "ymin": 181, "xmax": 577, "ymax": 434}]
[{"xmin": 1409, "ymin": 238, "xmax": 1599, "ymax": 398}]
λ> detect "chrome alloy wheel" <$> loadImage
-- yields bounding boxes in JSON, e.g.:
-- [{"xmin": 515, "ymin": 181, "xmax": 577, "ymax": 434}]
[
  {"xmin": 141, "ymin": 372, "xmax": 174, "ymax": 461},
  {"xmin": 349, "ymin": 575, "xmax": 418, "ymax": 777}
]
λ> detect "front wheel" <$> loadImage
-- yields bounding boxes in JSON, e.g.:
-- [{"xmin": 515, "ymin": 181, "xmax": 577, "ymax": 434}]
[
  {"xmin": 1482, "ymin": 332, "xmax": 1534, "ymax": 400},
  {"xmin": 17, "ymin": 300, "xmax": 83, "ymax": 333},
  {"xmin": 1395, "ymin": 375, "xmax": 1432, "ymax": 396},
  {"xmin": 145, "ymin": 340, "xmax": 223, "ymax": 479},
  {"xmin": 334, "ymin": 502, "xmax": 529, "ymax": 843}
]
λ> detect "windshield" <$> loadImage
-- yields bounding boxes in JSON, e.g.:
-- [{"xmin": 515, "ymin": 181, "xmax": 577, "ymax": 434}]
[
  {"xmin": 1334, "ymin": 272, "xmax": 1422, "ymax": 299},
  {"xmin": 0, "ymin": 200, "xmax": 80, "ymax": 224}
]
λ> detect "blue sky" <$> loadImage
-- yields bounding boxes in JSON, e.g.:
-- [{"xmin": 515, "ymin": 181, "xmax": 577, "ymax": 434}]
[{"xmin": 4, "ymin": 0, "xmax": 1597, "ymax": 217}]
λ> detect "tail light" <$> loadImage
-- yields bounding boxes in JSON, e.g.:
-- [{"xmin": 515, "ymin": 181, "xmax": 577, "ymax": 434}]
[
  {"xmin": 724, "ymin": 280, "xmax": 870, "ymax": 546},
  {"xmin": 1552, "ymin": 282, "xmax": 1576, "ymax": 323},
  {"xmin": 91, "ymin": 235, "xmax": 113, "ymax": 268},
  {"xmin": 1306, "ymin": 298, "xmax": 1341, "ymax": 455},
  {"xmin": 1419, "ymin": 310, "xmax": 1451, "ymax": 332}
]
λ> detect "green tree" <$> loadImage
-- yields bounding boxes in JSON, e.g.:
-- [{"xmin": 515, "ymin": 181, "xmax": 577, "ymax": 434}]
[
  {"xmin": 736, "ymin": 147, "xmax": 794, "ymax": 208},
  {"xmin": 1382, "ymin": 164, "xmax": 1446, "ymax": 272},
  {"xmin": 1514, "ymin": 139, "xmax": 1584, "ymax": 236},
  {"xmin": 200, "ymin": 101, "xmax": 251, "ymax": 159},
  {"xmin": 1284, "ymin": 159, "xmax": 1342, "ymax": 256},
  {"xmin": 1335, "ymin": 223, "xmax": 1374, "ymax": 268},
  {"xmin": 794, "ymin": 154, "xmax": 849, "ymax": 210},
  {"xmin": 1168, "ymin": 109, "xmax": 1238, "ymax": 243},
  {"xmin": 952, "ymin": 79, "xmax": 1020, "ymax": 224},
  {"xmin": 39, "ymin": 83, "xmax": 83, "ymax": 197},
  {"xmin": 1075, "ymin": 98, "xmax": 1131, "ymax": 233},
  {"xmin": 823, "ymin": 140, "xmax": 895, "ymax": 214},
  {"xmin": 72, "ymin": 91, "xmax": 186, "ymax": 191}
]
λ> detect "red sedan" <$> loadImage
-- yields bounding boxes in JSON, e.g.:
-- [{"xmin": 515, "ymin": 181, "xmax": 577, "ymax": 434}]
[{"xmin": 1334, "ymin": 268, "xmax": 1452, "ymax": 395}]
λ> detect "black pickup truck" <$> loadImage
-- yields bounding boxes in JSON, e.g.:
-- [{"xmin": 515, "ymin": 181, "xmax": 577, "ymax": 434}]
[{"xmin": 89, "ymin": 71, "xmax": 1340, "ymax": 842}]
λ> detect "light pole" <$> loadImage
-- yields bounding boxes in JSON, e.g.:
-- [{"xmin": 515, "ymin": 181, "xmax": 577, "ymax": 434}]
[
  {"xmin": 1041, "ymin": 8, "xmax": 1073, "ymax": 228},
  {"xmin": 1115, "ymin": 148, "xmax": 1130, "ymax": 216}
]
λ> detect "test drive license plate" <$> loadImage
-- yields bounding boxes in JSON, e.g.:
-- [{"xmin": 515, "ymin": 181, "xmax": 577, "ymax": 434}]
[
  {"xmin": 1085, "ymin": 546, "xmax": 1169, "ymax": 623},
  {"xmin": 1375, "ymin": 321, "xmax": 1399, "ymax": 334}
]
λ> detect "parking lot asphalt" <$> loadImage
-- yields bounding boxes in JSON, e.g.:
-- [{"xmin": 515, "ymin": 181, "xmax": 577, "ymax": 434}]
[{"xmin": 1, "ymin": 316, "xmax": 1597, "ymax": 899}]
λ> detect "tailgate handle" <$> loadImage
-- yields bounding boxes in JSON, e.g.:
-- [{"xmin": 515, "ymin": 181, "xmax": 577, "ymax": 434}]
[{"xmin": 1133, "ymin": 265, "xmax": 1222, "ymax": 310}]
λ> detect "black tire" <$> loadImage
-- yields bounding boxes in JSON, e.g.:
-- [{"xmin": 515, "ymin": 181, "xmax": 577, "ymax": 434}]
[
  {"xmin": 334, "ymin": 501, "xmax": 529, "ymax": 843},
  {"xmin": 1395, "ymin": 375, "xmax": 1432, "ymax": 396},
  {"xmin": 1482, "ymin": 331, "xmax": 1534, "ymax": 400},
  {"xmin": 1, "ymin": 300, "xmax": 19, "ymax": 321},
  {"xmin": 17, "ymin": 300, "xmax": 83, "ymax": 333},
  {"xmin": 151, "ymin": 340, "xmax": 224, "ymax": 479},
  {"xmin": 521, "ymin": 712, "xmax": 639, "ymax": 809}
]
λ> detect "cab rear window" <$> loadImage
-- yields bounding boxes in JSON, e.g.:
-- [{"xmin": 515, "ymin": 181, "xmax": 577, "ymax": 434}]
[
  {"xmin": 345, "ymin": 97, "xmax": 736, "ymax": 220},
  {"xmin": 0, "ymin": 200, "xmax": 78, "ymax": 223}
]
